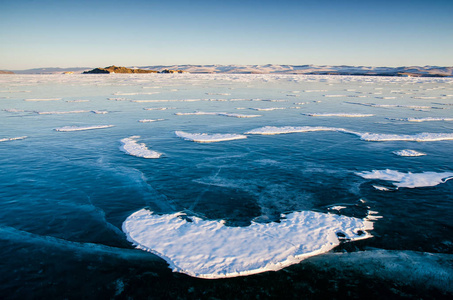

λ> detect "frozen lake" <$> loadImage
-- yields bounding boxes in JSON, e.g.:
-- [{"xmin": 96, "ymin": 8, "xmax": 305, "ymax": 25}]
[{"xmin": 1, "ymin": 74, "xmax": 452, "ymax": 298}]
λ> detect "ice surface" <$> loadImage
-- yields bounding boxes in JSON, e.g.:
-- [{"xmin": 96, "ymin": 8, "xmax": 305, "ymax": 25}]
[
  {"xmin": 54, "ymin": 125, "xmax": 115, "ymax": 132},
  {"xmin": 303, "ymin": 113, "xmax": 374, "ymax": 117},
  {"xmin": 119, "ymin": 136, "xmax": 162, "ymax": 159},
  {"xmin": 123, "ymin": 209, "xmax": 373, "ymax": 278},
  {"xmin": 0, "ymin": 136, "xmax": 27, "ymax": 142},
  {"xmin": 356, "ymin": 169, "xmax": 453, "ymax": 188},
  {"xmin": 393, "ymin": 149, "xmax": 426, "ymax": 157},
  {"xmin": 175, "ymin": 131, "xmax": 247, "ymax": 143}
]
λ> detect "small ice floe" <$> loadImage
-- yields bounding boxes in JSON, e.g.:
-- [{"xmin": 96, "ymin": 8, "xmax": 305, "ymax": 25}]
[
  {"xmin": 356, "ymin": 169, "xmax": 453, "ymax": 188},
  {"xmin": 400, "ymin": 117, "xmax": 453, "ymax": 122},
  {"xmin": 119, "ymin": 136, "xmax": 162, "ymax": 159},
  {"xmin": 372, "ymin": 185, "xmax": 393, "ymax": 191},
  {"xmin": 113, "ymin": 92, "xmax": 160, "ymax": 96},
  {"xmin": 206, "ymin": 92, "xmax": 231, "ymax": 95},
  {"xmin": 175, "ymin": 111, "xmax": 218, "ymax": 116},
  {"xmin": 0, "ymin": 136, "xmax": 27, "ymax": 142},
  {"xmin": 245, "ymin": 126, "xmax": 350, "ymax": 135},
  {"xmin": 328, "ymin": 206, "xmax": 347, "ymax": 211},
  {"xmin": 249, "ymin": 107, "xmax": 285, "ymax": 111},
  {"xmin": 91, "ymin": 110, "xmax": 109, "ymax": 114},
  {"xmin": 107, "ymin": 97, "xmax": 128, "ymax": 101},
  {"xmin": 24, "ymin": 98, "xmax": 61, "ymax": 101},
  {"xmin": 35, "ymin": 110, "xmax": 89, "ymax": 115},
  {"xmin": 304, "ymin": 90, "xmax": 327, "ymax": 92},
  {"xmin": 2, "ymin": 108, "xmax": 25, "ymax": 112},
  {"xmin": 138, "ymin": 119, "xmax": 165, "ymax": 123},
  {"xmin": 133, "ymin": 99, "xmax": 201, "ymax": 103},
  {"xmin": 123, "ymin": 209, "xmax": 373, "ymax": 279},
  {"xmin": 143, "ymin": 107, "xmax": 175, "ymax": 111},
  {"xmin": 175, "ymin": 131, "xmax": 247, "ymax": 143},
  {"xmin": 393, "ymin": 149, "xmax": 426, "ymax": 157},
  {"xmin": 175, "ymin": 111, "xmax": 260, "ymax": 118},
  {"xmin": 220, "ymin": 113, "xmax": 261, "ymax": 118},
  {"xmin": 303, "ymin": 113, "xmax": 374, "ymax": 117},
  {"xmin": 66, "ymin": 99, "xmax": 90, "ymax": 103},
  {"xmin": 54, "ymin": 125, "xmax": 115, "ymax": 132},
  {"xmin": 357, "ymin": 132, "xmax": 453, "ymax": 142},
  {"xmin": 324, "ymin": 94, "xmax": 347, "ymax": 98},
  {"xmin": 375, "ymin": 96, "xmax": 396, "ymax": 99}
]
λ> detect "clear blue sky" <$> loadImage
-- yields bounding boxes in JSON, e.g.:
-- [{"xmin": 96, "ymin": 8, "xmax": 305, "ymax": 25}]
[{"xmin": 1, "ymin": 0, "xmax": 452, "ymax": 69}]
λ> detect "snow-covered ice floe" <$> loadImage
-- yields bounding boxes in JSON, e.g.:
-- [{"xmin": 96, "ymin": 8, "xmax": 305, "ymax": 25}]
[
  {"xmin": 36, "ymin": 110, "xmax": 89, "ymax": 115},
  {"xmin": 123, "ymin": 209, "xmax": 374, "ymax": 279},
  {"xmin": 119, "ymin": 136, "xmax": 162, "ymax": 159},
  {"xmin": 0, "ymin": 136, "xmax": 27, "ymax": 142},
  {"xmin": 138, "ymin": 119, "xmax": 165, "ymax": 123},
  {"xmin": 175, "ymin": 111, "xmax": 261, "ymax": 118},
  {"xmin": 303, "ymin": 113, "xmax": 374, "ymax": 117},
  {"xmin": 24, "ymin": 98, "xmax": 62, "ymax": 101},
  {"xmin": 357, "ymin": 132, "xmax": 453, "ymax": 142},
  {"xmin": 396, "ymin": 117, "xmax": 453, "ymax": 122},
  {"xmin": 393, "ymin": 149, "xmax": 426, "ymax": 157},
  {"xmin": 356, "ymin": 169, "xmax": 453, "ymax": 188},
  {"xmin": 175, "ymin": 131, "xmax": 247, "ymax": 143},
  {"xmin": 245, "ymin": 126, "xmax": 352, "ymax": 135},
  {"xmin": 245, "ymin": 126, "xmax": 453, "ymax": 142},
  {"xmin": 54, "ymin": 125, "xmax": 115, "ymax": 132}
]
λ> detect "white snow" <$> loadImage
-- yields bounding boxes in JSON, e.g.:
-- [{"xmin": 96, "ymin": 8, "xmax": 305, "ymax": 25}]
[
  {"xmin": 54, "ymin": 125, "xmax": 115, "ymax": 132},
  {"xmin": 119, "ymin": 136, "xmax": 162, "ymax": 159},
  {"xmin": 393, "ymin": 149, "xmax": 426, "ymax": 157},
  {"xmin": 123, "ymin": 209, "xmax": 373, "ymax": 279},
  {"xmin": 356, "ymin": 169, "xmax": 453, "ymax": 188},
  {"xmin": 175, "ymin": 131, "xmax": 247, "ymax": 143}
]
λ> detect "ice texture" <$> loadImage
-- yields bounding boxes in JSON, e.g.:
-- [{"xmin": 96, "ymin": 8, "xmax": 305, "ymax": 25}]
[
  {"xmin": 119, "ymin": 136, "xmax": 162, "ymax": 159},
  {"xmin": 36, "ymin": 110, "xmax": 89, "ymax": 115},
  {"xmin": 356, "ymin": 169, "xmax": 453, "ymax": 188},
  {"xmin": 54, "ymin": 125, "xmax": 115, "ymax": 132},
  {"xmin": 393, "ymin": 149, "xmax": 427, "ymax": 157},
  {"xmin": 123, "ymin": 209, "xmax": 373, "ymax": 278},
  {"xmin": 175, "ymin": 131, "xmax": 247, "ymax": 143}
]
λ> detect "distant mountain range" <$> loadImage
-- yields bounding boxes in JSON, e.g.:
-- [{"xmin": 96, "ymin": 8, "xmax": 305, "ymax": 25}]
[{"xmin": 4, "ymin": 65, "xmax": 453, "ymax": 77}]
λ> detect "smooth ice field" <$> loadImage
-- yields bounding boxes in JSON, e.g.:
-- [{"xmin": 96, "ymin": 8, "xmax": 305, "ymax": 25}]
[{"xmin": 1, "ymin": 74, "xmax": 452, "ymax": 296}]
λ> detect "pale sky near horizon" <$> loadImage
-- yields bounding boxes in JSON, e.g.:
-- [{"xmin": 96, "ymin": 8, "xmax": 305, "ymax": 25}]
[{"xmin": 1, "ymin": 0, "xmax": 452, "ymax": 70}]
